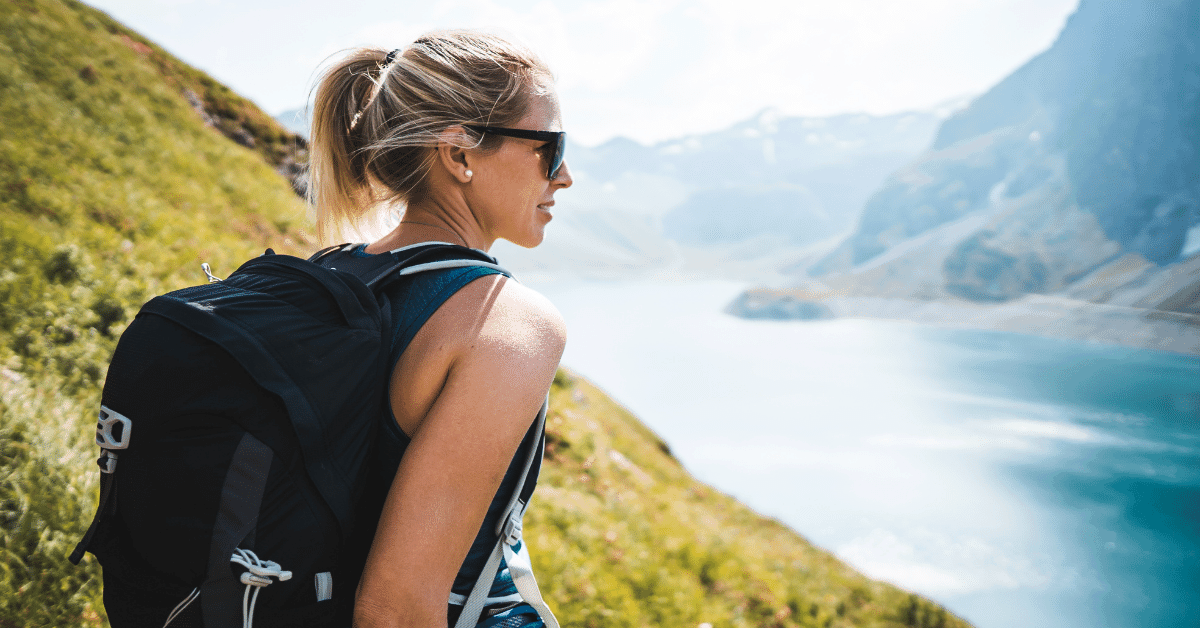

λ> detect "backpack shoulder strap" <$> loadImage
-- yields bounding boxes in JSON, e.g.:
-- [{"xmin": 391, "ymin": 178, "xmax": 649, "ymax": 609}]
[
  {"xmin": 312, "ymin": 242, "xmax": 511, "ymax": 292},
  {"xmin": 306, "ymin": 242, "xmax": 352, "ymax": 263}
]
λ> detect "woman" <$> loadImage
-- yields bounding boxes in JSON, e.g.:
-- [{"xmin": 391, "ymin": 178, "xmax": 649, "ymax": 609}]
[{"xmin": 307, "ymin": 31, "xmax": 572, "ymax": 628}]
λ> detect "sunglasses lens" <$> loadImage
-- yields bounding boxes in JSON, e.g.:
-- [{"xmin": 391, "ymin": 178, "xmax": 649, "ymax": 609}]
[{"xmin": 547, "ymin": 133, "xmax": 565, "ymax": 179}]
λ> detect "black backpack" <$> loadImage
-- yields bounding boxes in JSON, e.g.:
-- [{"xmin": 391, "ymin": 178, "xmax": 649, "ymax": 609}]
[{"xmin": 70, "ymin": 243, "xmax": 526, "ymax": 628}]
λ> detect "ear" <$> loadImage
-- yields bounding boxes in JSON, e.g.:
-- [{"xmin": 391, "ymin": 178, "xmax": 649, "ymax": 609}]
[{"xmin": 436, "ymin": 127, "xmax": 474, "ymax": 184}]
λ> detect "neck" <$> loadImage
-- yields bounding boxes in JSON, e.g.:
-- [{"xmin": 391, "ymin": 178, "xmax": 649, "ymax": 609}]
[
  {"xmin": 366, "ymin": 200, "xmax": 492, "ymax": 254},
  {"xmin": 398, "ymin": 219, "xmax": 468, "ymax": 247}
]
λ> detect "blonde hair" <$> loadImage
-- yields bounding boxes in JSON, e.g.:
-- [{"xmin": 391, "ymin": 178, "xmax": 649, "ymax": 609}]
[{"xmin": 308, "ymin": 31, "xmax": 553, "ymax": 243}]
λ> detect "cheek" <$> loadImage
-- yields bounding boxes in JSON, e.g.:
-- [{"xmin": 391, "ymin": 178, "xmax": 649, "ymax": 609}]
[
  {"xmin": 510, "ymin": 175, "xmax": 543, "ymax": 208},
  {"xmin": 523, "ymin": 179, "xmax": 545, "ymax": 202}
]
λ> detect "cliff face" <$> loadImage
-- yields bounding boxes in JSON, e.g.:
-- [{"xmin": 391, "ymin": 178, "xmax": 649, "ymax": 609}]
[
  {"xmin": 937, "ymin": 0, "xmax": 1200, "ymax": 265},
  {"xmin": 808, "ymin": 0, "xmax": 1200, "ymax": 310}
]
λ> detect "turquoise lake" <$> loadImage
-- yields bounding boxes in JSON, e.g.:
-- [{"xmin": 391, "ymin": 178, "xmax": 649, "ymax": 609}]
[{"xmin": 531, "ymin": 279, "xmax": 1200, "ymax": 628}]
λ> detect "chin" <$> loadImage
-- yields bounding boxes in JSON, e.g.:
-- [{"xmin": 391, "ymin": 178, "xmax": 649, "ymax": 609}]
[
  {"xmin": 510, "ymin": 233, "xmax": 545, "ymax": 249},
  {"xmin": 507, "ymin": 227, "xmax": 547, "ymax": 249}
]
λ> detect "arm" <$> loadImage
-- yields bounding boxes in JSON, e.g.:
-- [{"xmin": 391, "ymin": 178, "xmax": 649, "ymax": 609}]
[{"xmin": 354, "ymin": 277, "xmax": 566, "ymax": 628}]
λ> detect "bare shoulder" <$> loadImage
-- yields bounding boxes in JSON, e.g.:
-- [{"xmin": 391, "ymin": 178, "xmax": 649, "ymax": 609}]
[
  {"xmin": 393, "ymin": 273, "xmax": 565, "ymax": 431},
  {"xmin": 484, "ymin": 279, "xmax": 567, "ymax": 350},
  {"xmin": 438, "ymin": 274, "xmax": 566, "ymax": 360},
  {"xmin": 421, "ymin": 275, "xmax": 565, "ymax": 434}
]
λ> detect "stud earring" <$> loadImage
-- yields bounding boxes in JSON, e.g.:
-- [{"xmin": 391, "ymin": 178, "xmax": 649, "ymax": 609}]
[{"xmin": 464, "ymin": 169, "xmax": 473, "ymax": 180}]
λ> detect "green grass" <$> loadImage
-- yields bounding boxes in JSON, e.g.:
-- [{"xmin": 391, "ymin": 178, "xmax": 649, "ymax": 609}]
[
  {"xmin": 1, "ymin": 371, "xmax": 103, "ymax": 627},
  {"xmin": 0, "ymin": 1, "xmax": 971, "ymax": 626}
]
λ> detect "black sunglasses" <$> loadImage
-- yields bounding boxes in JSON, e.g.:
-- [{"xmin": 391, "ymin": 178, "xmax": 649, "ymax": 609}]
[{"xmin": 463, "ymin": 124, "xmax": 566, "ymax": 180}]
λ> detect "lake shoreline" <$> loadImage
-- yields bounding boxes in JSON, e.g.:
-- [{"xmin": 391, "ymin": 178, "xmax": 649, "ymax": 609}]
[{"xmin": 727, "ymin": 291, "xmax": 1200, "ymax": 357}]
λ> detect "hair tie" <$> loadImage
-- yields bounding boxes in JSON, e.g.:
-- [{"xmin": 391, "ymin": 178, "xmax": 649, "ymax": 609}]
[{"xmin": 352, "ymin": 49, "xmax": 402, "ymax": 131}]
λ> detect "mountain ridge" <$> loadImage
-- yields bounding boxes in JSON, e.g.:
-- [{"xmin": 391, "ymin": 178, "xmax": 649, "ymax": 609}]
[{"xmin": 732, "ymin": 0, "xmax": 1200, "ymax": 351}]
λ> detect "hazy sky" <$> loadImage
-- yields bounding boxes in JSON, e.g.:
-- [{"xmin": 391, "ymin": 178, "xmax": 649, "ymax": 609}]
[{"xmin": 86, "ymin": 0, "xmax": 1079, "ymax": 146}]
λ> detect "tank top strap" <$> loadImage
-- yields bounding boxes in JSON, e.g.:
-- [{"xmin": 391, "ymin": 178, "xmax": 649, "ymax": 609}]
[
  {"xmin": 383, "ymin": 263, "xmax": 506, "ymax": 368},
  {"xmin": 337, "ymin": 243, "xmax": 506, "ymax": 367}
]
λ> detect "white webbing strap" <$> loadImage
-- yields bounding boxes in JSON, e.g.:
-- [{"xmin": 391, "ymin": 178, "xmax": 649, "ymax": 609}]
[
  {"xmin": 454, "ymin": 533, "xmax": 508, "ymax": 628},
  {"xmin": 447, "ymin": 591, "xmax": 523, "ymax": 606},
  {"xmin": 453, "ymin": 400, "xmax": 556, "ymax": 628},
  {"xmin": 502, "ymin": 511, "xmax": 560, "ymax": 628}
]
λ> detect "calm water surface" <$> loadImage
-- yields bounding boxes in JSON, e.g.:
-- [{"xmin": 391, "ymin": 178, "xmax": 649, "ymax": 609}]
[{"xmin": 530, "ymin": 279, "xmax": 1200, "ymax": 628}]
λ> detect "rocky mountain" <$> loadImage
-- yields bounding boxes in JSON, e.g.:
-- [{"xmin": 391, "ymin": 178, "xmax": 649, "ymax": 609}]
[{"xmin": 737, "ymin": 0, "xmax": 1200, "ymax": 351}]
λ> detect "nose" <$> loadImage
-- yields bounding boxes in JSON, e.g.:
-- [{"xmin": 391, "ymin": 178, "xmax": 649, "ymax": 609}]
[{"xmin": 553, "ymin": 160, "xmax": 573, "ymax": 188}]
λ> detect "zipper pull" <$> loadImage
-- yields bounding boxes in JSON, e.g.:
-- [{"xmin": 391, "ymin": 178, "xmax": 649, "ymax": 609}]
[{"xmin": 200, "ymin": 262, "xmax": 222, "ymax": 283}]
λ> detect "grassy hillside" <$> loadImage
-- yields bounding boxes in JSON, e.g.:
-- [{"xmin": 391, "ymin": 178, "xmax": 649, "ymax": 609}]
[
  {"xmin": 0, "ymin": 0, "xmax": 309, "ymax": 624},
  {"xmin": 0, "ymin": 1, "xmax": 968, "ymax": 627},
  {"xmin": 0, "ymin": 0, "xmax": 311, "ymax": 389}
]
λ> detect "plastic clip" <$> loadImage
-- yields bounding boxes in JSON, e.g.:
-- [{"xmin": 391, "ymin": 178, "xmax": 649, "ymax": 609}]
[
  {"xmin": 96, "ymin": 405, "xmax": 132, "ymax": 450},
  {"xmin": 98, "ymin": 450, "xmax": 118, "ymax": 474},
  {"xmin": 502, "ymin": 510, "xmax": 523, "ymax": 545}
]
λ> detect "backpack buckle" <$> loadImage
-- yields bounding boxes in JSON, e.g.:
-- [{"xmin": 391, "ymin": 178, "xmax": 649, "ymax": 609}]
[
  {"xmin": 501, "ymin": 509, "xmax": 523, "ymax": 545},
  {"xmin": 96, "ymin": 405, "xmax": 132, "ymax": 450},
  {"xmin": 98, "ymin": 450, "xmax": 119, "ymax": 474}
]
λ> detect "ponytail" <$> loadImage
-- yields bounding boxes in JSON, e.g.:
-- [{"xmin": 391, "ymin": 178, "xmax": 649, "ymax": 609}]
[{"xmin": 308, "ymin": 49, "xmax": 385, "ymax": 243}]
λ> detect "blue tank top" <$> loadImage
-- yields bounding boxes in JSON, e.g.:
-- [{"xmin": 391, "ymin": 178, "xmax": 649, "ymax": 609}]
[{"xmin": 352, "ymin": 245, "xmax": 541, "ymax": 600}]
